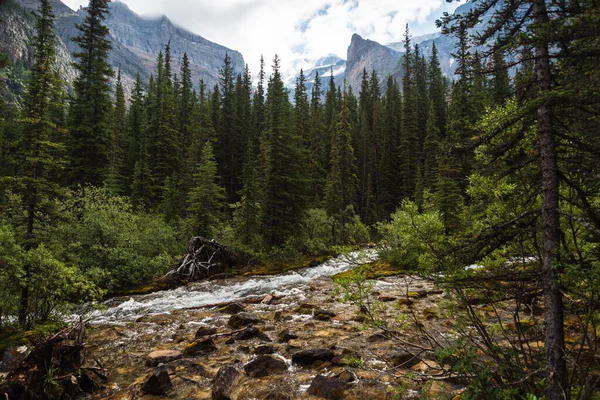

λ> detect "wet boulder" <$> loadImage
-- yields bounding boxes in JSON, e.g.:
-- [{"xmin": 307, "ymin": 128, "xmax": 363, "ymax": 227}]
[
  {"xmin": 306, "ymin": 375, "xmax": 351, "ymax": 399},
  {"xmin": 254, "ymin": 344, "xmax": 278, "ymax": 355},
  {"xmin": 228, "ymin": 312, "xmax": 260, "ymax": 329},
  {"xmin": 229, "ymin": 327, "xmax": 271, "ymax": 342},
  {"xmin": 278, "ymin": 328, "xmax": 299, "ymax": 343},
  {"xmin": 195, "ymin": 326, "xmax": 218, "ymax": 338},
  {"xmin": 142, "ymin": 366, "xmax": 173, "ymax": 395},
  {"xmin": 389, "ymin": 351, "xmax": 421, "ymax": 368},
  {"xmin": 291, "ymin": 349, "xmax": 335, "ymax": 366},
  {"xmin": 184, "ymin": 338, "xmax": 217, "ymax": 356},
  {"xmin": 212, "ymin": 365, "xmax": 241, "ymax": 400},
  {"xmin": 314, "ymin": 309, "xmax": 336, "ymax": 321},
  {"xmin": 219, "ymin": 303, "xmax": 246, "ymax": 314},
  {"xmin": 244, "ymin": 355, "xmax": 288, "ymax": 378},
  {"xmin": 145, "ymin": 350, "xmax": 183, "ymax": 367}
]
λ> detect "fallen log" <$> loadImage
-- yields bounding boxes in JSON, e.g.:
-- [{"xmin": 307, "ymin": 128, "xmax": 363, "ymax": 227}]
[{"xmin": 163, "ymin": 237, "xmax": 242, "ymax": 285}]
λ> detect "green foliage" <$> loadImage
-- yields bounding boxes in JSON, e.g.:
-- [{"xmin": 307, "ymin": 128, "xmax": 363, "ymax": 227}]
[
  {"xmin": 377, "ymin": 199, "xmax": 445, "ymax": 273},
  {"xmin": 0, "ymin": 223, "xmax": 23, "ymax": 328},
  {"xmin": 68, "ymin": 0, "xmax": 114, "ymax": 186},
  {"xmin": 187, "ymin": 141, "xmax": 226, "ymax": 237},
  {"xmin": 23, "ymin": 245, "xmax": 101, "ymax": 322},
  {"xmin": 53, "ymin": 187, "xmax": 181, "ymax": 290}
]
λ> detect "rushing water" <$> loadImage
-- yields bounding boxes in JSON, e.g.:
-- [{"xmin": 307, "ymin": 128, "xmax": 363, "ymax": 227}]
[{"xmin": 92, "ymin": 250, "xmax": 377, "ymax": 325}]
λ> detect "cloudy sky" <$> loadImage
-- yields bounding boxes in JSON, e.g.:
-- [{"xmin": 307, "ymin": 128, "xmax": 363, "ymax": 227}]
[{"xmin": 61, "ymin": 0, "xmax": 459, "ymax": 81}]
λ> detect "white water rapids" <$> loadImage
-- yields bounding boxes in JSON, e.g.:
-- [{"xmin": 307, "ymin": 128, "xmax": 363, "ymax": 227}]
[{"xmin": 91, "ymin": 250, "xmax": 378, "ymax": 325}]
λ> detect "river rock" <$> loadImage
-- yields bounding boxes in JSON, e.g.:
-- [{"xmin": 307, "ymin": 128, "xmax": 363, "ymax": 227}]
[
  {"xmin": 184, "ymin": 338, "xmax": 217, "ymax": 356},
  {"xmin": 145, "ymin": 350, "xmax": 183, "ymax": 367},
  {"xmin": 0, "ymin": 346, "xmax": 29, "ymax": 372},
  {"xmin": 278, "ymin": 328, "xmax": 299, "ymax": 343},
  {"xmin": 291, "ymin": 349, "xmax": 335, "ymax": 366},
  {"xmin": 212, "ymin": 365, "xmax": 241, "ymax": 400},
  {"xmin": 220, "ymin": 303, "xmax": 246, "ymax": 314},
  {"xmin": 163, "ymin": 358, "xmax": 211, "ymax": 378},
  {"xmin": 254, "ymin": 344, "xmax": 278, "ymax": 355},
  {"xmin": 306, "ymin": 375, "xmax": 351, "ymax": 399},
  {"xmin": 244, "ymin": 355, "xmax": 288, "ymax": 378},
  {"xmin": 261, "ymin": 294, "xmax": 274, "ymax": 304},
  {"xmin": 142, "ymin": 366, "xmax": 173, "ymax": 395},
  {"xmin": 314, "ymin": 309, "xmax": 336, "ymax": 321},
  {"xmin": 389, "ymin": 351, "xmax": 421, "ymax": 368},
  {"xmin": 195, "ymin": 326, "xmax": 218, "ymax": 338},
  {"xmin": 228, "ymin": 312, "xmax": 259, "ymax": 328},
  {"xmin": 232, "ymin": 327, "xmax": 271, "ymax": 342}
]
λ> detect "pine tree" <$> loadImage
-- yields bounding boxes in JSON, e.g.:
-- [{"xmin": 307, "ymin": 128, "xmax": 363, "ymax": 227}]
[
  {"xmin": 217, "ymin": 53, "xmax": 240, "ymax": 202},
  {"xmin": 259, "ymin": 55, "xmax": 307, "ymax": 247},
  {"xmin": 490, "ymin": 50, "xmax": 511, "ymax": 105},
  {"xmin": 326, "ymin": 89, "xmax": 358, "ymax": 244},
  {"xmin": 68, "ymin": 0, "xmax": 113, "ymax": 186},
  {"xmin": 379, "ymin": 76, "xmax": 401, "ymax": 217},
  {"xmin": 400, "ymin": 24, "xmax": 418, "ymax": 199},
  {"xmin": 187, "ymin": 141, "xmax": 226, "ymax": 237},
  {"xmin": 106, "ymin": 69, "xmax": 126, "ymax": 194},
  {"xmin": 308, "ymin": 71, "xmax": 327, "ymax": 205},
  {"xmin": 428, "ymin": 43, "xmax": 447, "ymax": 139},
  {"xmin": 252, "ymin": 55, "xmax": 266, "ymax": 141},
  {"xmin": 15, "ymin": 0, "xmax": 65, "ymax": 326},
  {"xmin": 150, "ymin": 45, "xmax": 180, "ymax": 203},
  {"xmin": 178, "ymin": 52, "xmax": 193, "ymax": 142}
]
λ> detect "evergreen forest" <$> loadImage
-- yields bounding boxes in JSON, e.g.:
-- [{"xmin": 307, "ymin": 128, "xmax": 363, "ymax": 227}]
[{"xmin": 1, "ymin": 0, "xmax": 599, "ymax": 399}]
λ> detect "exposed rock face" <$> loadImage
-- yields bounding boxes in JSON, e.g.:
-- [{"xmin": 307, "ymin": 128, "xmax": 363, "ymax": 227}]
[
  {"xmin": 345, "ymin": 33, "xmax": 401, "ymax": 93},
  {"xmin": 2, "ymin": 0, "xmax": 244, "ymax": 96}
]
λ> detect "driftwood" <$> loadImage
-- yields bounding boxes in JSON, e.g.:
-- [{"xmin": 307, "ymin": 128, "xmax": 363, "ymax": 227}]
[
  {"xmin": 0, "ymin": 318, "xmax": 105, "ymax": 399},
  {"xmin": 164, "ymin": 237, "xmax": 241, "ymax": 285}
]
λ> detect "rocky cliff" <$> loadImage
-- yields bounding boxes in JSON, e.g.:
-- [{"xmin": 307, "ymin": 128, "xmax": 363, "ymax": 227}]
[{"xmin": 0, "ymin": 0, "xmax": 245, "ymax": 95}]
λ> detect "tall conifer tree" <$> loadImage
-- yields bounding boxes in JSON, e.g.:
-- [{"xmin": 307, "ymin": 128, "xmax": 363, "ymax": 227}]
[{"xmin": 68, "ymin": 0, "xmax": 113, "ymax": 186}]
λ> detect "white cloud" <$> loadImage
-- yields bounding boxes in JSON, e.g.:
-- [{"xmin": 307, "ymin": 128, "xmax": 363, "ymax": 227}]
[{"xmin": 61, "ymin": 0, "xmax": 459, "ymax": 82}]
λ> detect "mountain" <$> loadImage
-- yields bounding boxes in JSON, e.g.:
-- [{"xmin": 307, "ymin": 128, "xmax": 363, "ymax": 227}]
[
  {"xmin": 344, "ymin": 33, "xmax": 402, "ymax": 94},
  {"xmin": 0, "ymin": 0, "xmax": 245, "ymax": 95},
  {"xmin": 301, "ymin": 1, "xmax": 497, "ymax": 95}
]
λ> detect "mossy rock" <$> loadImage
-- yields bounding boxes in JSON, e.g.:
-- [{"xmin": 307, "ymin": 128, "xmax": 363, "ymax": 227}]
[{"xmin": 423, "ymin": 308, "xmax": 438, "ymax": 320}]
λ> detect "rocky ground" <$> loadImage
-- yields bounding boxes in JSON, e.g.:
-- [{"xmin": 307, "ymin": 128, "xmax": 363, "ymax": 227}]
[{"xmin": 80, "ymin": 272, "xmax": 466, "ymax": 400}]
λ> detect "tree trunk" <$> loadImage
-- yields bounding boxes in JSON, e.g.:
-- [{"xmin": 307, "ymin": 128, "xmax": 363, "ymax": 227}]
[{"xmin": 533, "ymin": 0, "xmax": 569, "ymax": 398}]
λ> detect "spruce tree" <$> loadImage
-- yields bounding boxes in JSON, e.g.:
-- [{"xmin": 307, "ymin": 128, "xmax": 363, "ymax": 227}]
[
  {"xmin": 15, "ymin": 0, "xmax": 65, "ymax": 326},
  {"xmin": 106, "ymin": 69, "xmax": 126, "ymax": 194},
  {"xmin": 326, "ymin": 89, "xmax": 358, "ymax": 244},
  {"xmin": 68, "ymin": 0, "xmax": 113, "ymax": 186},
  {"xmin": 259, "ymin": 55, "xmax": 306, "ymax": 247},
  {"xmin": 217, "ymin": 53, "xmax": 240, "ymax": 202},
  {"xmin": 187, "ymin": 141, "xmax": 226, "ymax": 237},
  {"xmin": 428, "ymin": 43, "xmax": 447, "ymax": 138},
  {"xmin": 400, "ymin": 24, "xmax": 418, "ymax": 199},
  {"xmin": 308, "ymin": 71, "xmax": 327, "ymax": 205}
]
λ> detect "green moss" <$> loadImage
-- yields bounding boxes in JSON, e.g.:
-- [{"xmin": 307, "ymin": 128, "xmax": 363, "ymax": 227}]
[
  {"xmin": 333, "ymin": 261, "xmax": 404, "ymax": 281},
  {"xmin": 242, "ymin": 254, "xmax": 334, "ymax": 276}
]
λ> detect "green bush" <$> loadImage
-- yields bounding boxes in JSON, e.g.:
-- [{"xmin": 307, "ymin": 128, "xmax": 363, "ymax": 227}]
[
  {"xmin": 377, "ymin": 199, "xmax": 445, "ymax": 273},
  {"xmin": 52, "ymin": 187, "xmax": 183, "ymax": 291}
]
